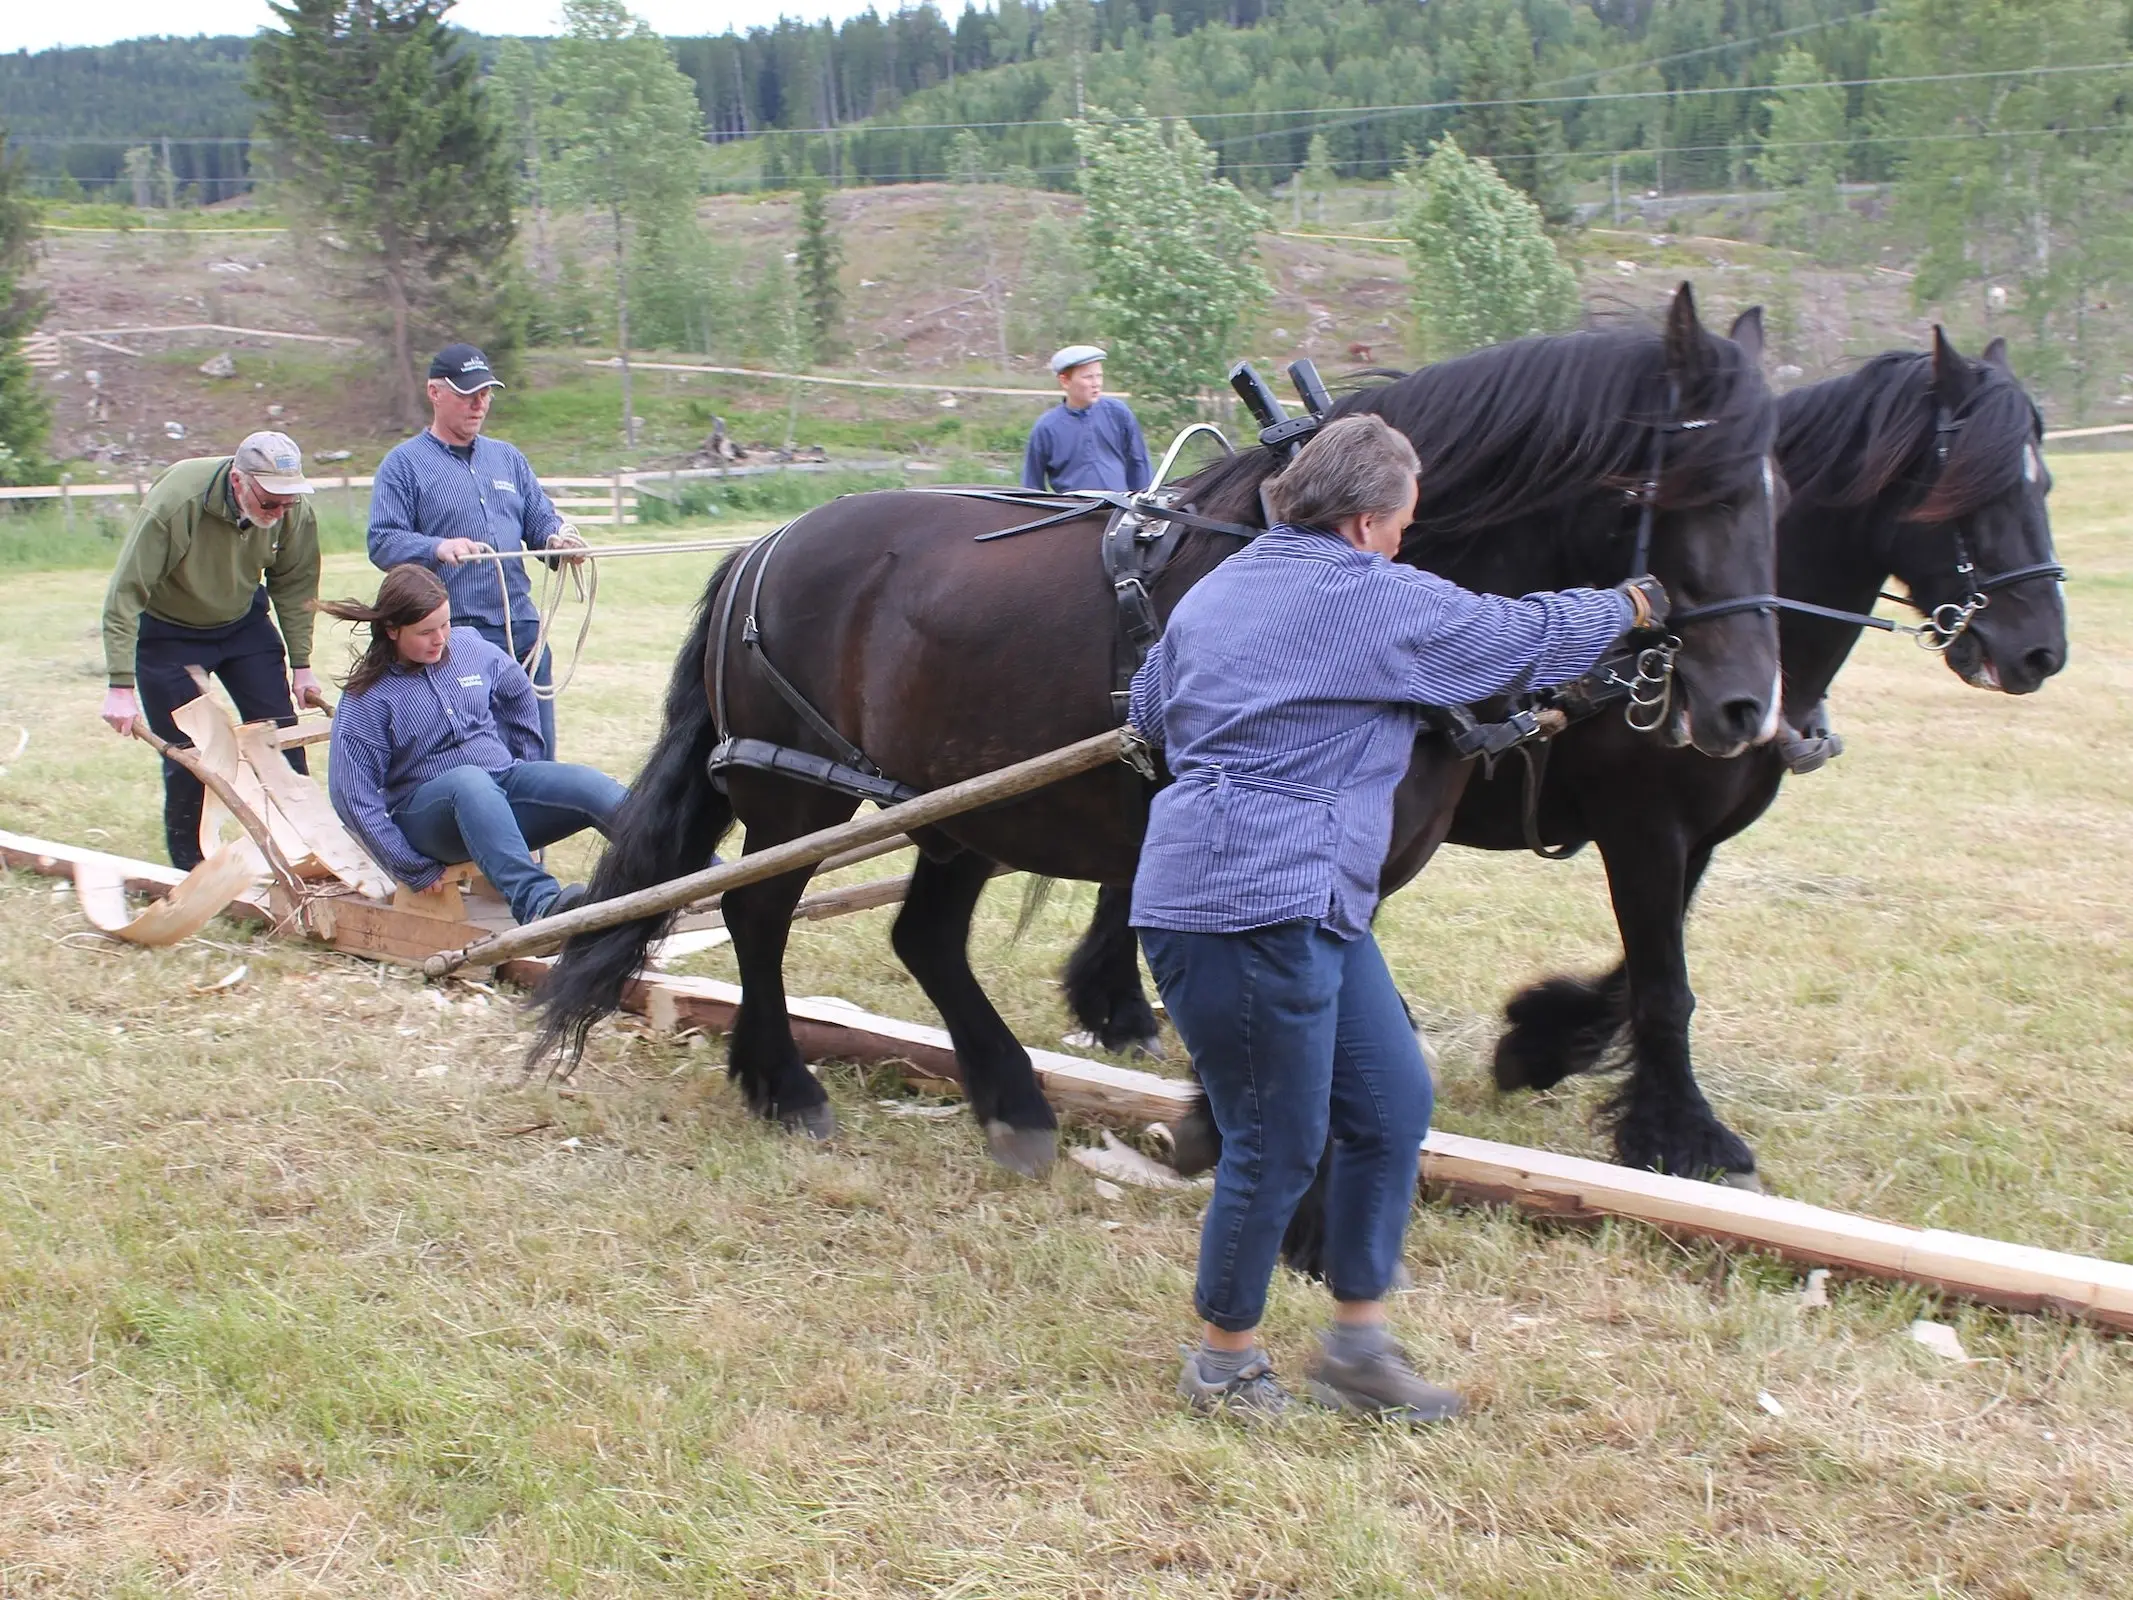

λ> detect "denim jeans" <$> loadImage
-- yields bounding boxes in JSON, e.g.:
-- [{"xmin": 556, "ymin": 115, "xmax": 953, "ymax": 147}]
[
  {"xmin": 1141, "ymin": 920, "xmax": 1433, "ymax": 1332},
  {"xmin": 462, "ymin": 619, "xmax": 554, "ymax": 759},
  {"xmin": 393, "ymin": 760, "xmax": 626, "ymax": 923}
]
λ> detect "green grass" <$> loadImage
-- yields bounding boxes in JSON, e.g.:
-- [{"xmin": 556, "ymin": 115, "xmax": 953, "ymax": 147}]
[{"xmin": 2, "ymin": 467, "xmax": 2132, "ymax": 1594}]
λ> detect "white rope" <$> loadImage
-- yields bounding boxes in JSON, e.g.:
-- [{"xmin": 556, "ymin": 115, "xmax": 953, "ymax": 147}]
[
  {"xmin": 466, "ymin": 534, "xmax": 750, "ymax": 702},
  {"xmin": 469, "ymin": 537, "xmax": 756, "ymax": 562}
]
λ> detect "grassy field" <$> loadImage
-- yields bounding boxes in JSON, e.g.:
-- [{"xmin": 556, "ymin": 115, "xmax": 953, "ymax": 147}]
[{"xmin": 1, "ymin": 461, "xmax": 2130, "ymax": 1596}]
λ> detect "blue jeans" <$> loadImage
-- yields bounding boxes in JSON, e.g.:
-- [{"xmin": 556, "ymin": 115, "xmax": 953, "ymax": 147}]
[
  {"xmin": 1141, "ymin": 921, "xmax": 1433, "ymax": 1332},
  {"xmin": 463, "ymin": 619, "xmax": 554, "ymax": 759},
  {"xmin": 393, "ymin": 761, "xmax": 626, "ymax": 923}
]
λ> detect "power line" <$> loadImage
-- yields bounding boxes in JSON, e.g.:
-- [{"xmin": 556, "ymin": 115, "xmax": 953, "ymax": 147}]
[{"xmin": 717, "ymin": 58, "xmax": 2133, "ymax": 138}]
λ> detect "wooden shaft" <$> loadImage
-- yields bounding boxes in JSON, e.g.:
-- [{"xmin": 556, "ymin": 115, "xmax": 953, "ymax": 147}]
[
  {"xmin": 422, "ymin": 729, "xmax": 1132, "ymax": 977},
  {"xmin": 814, "ymin": 833, "xmax": 911, "ymax": 875}
]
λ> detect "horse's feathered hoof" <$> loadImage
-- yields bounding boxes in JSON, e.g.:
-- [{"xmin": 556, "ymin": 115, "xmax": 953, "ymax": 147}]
[
  {"xmin": 1712, "ymin": 1166, "xmax": 1763, "ymax": 1193},
  {"xmin": 1164, "ymin": 1104, "xmax": 1221, "ymax": 1177},
  {"xmin": 779, "ymin": 1101, "xmax": 839, "ymax": 1141},
  {"xmin": 983, "ymin": 1121, "xmax": 1058, "ymax": 1179}
]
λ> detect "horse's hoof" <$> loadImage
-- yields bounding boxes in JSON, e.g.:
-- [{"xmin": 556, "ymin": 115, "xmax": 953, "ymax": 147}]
[
  {"xmin": 1118, "ymin": 1034, "xmax": 1163, "ymax": 1060},
  {"xmin": 779, "ymin": 1102, "xmax": 838, "ymax": 1141},
  {"xmin": 1166, "ymin": 1114, "xmax": 1221, "ymax": 1178},
  {"xmin": 1712, "ymin": 1167, "xmax": 1763, "ymax": 1194},
  {"xmin": 983, "ymin": 1121, "xmax": 1058, "ymax": 1178}
]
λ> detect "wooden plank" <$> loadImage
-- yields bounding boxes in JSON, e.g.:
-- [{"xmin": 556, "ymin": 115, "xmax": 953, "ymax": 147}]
[
  {"xmin": 1417, "ymin": 1131, "xmax": 2133, "ymax": 1331},
  {"xmin": 1, "ymin": 829, "xmax": 273, "ymax": 925},
  {"xmin": 233, "ymin": 720, "xmax": 394, "ymax": 899},
  {"xmin": 12, "ymin": 823, "xmax": 2133, "ymax": 1332}
]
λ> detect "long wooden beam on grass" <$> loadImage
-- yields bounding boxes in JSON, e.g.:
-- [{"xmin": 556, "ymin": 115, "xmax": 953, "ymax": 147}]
[
  {"xmin": 422, "ymin": 729, "xmax": 1134, "ymax": 978},
  {"xmin": 7, "ymin": 822, "xmax": 2133, "ymax": 1332}
]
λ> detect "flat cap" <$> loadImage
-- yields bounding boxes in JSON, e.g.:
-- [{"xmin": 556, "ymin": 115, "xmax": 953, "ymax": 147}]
[{"xmin": 1049, "ymin": 344, "xmax": 1107, "ymax": 375}]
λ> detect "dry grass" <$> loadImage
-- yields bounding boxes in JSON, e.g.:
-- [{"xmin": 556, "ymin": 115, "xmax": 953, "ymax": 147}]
[{"xmin": 2, "ymin": 468, "xmax": 2131, "ymax": 1597}]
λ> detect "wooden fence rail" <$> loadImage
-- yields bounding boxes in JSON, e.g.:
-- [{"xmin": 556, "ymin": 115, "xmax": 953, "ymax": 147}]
[{"xmin": 0, "ymin": 459, "xmax": 932, "ymax": 524}]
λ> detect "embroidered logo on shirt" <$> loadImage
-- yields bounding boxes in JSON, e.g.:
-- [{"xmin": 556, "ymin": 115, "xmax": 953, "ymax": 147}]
[
  {"xmin": 458, "ymin": 675, "xmax": 485, "ymax": 687},
  {"xmin": 492, "ymin": 478, "xmax": 517, "ymax": 494}
]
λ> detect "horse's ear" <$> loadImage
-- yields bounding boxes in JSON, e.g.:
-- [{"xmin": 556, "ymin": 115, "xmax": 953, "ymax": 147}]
[
  {"xmin": 1728, "ymin": 305, "xmax": 1766, "ymax": 365},
  {"xmin": 1980, "ymin": 335, "xmax": 2012, "ymax": 371},
  {"xmin": 1931, "ymin": 324, "xmax": 1977, "ymax": 405},
  {"xmin": 1664, "ymin": 282, "xmax": 1706, "ymax": 379}
]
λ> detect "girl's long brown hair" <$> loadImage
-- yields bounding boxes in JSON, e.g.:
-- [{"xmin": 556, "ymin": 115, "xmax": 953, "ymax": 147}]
[{"xmin": 312, "ymin": 564, "xmax": 451, "ymax": 697}]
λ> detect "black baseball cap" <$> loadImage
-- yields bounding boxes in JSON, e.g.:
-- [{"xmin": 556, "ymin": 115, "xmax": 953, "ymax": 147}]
[{"xmin": 428, "ymin": 343, "xmax": 505, "ymax": 393}]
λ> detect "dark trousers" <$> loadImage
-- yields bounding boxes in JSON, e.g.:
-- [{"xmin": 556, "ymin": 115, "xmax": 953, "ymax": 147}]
[
  {"xmin": 1141, "ymin": 921, "xmax": 1434, "ymax": 1332},
  {"xmin": 136, "ymin": 589, "xmax": 304, "ymax": 871},
  {"xmin": 462, "ymin": 618, "xmax": 555, "ymax": 759}
]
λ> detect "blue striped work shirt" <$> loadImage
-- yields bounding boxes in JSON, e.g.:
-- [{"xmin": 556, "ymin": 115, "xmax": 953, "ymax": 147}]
[
  {"xmin": 1022, "ymin": 397, "xmax": 1153, "ymax": 493},
  {"xmin": 367, "ymin": 430, "xmax": 565, "ymax": 631},
  {"xmin": 327, "ymin": 629, "xmax": 545, "ymax": 888},
  {"xmin": 1128, "ymin": 524, "xmax": 1634, "ymax": 940}
]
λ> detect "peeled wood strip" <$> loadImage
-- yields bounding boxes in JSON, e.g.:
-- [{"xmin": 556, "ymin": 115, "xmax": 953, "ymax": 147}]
[{"xmin": 73, "ymin": 838, "xmax": 264, "ymax": 947}]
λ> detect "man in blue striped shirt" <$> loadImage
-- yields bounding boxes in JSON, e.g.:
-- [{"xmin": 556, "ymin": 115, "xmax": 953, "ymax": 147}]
[
  {"xmin": 1021, "ymin": 345, "xmax": 1153, "ymax": 493},
  {"xmin": 367, "ymin": 343, "xmax": 586, "ymax": 758},
  {"xmin": 1131, "ymin": 415, "xmax": 1664, "ymax": 1426}
]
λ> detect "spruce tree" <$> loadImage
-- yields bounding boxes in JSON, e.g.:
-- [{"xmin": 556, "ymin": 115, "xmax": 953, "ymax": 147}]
[
  {"xmin": 0, "ymin": 128, "xmax": 50, "ymax": 485},
  {"xmin": 794, "ymin": 179, "xmax": 844, "ymax": 363},
  {"xmin": 1755, "ymin": 48, "xmax": 1850, "ymax": 257},
  {"xmin": 250, "ymin": 0, "xmax": 520, "ymax": 430}
]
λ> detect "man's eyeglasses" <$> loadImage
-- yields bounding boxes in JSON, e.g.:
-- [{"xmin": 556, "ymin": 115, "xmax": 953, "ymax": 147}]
[{"xmin": 241, "ymin": 476, "xmax": 298, "ymax": 514}]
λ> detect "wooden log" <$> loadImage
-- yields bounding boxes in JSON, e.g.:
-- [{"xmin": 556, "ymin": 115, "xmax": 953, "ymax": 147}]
[
  {"xmin": 425, "ymin": 729, "xmax": 1134, "ymax": 977},
  {"xmin": 12, "ymin": 823, "xmax": 2133, "ymax": 1331}
]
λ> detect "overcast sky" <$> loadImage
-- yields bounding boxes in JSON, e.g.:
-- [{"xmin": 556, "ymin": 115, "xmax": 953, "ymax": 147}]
[{"xmin": 1, "ymin": 0, "xmax": 894, "ymax": 54}]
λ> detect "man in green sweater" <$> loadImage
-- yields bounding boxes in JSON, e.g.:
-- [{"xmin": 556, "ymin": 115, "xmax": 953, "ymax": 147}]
[{"xmin": 99, "ymin": 431, "xmax": 326, "ymax": 869}]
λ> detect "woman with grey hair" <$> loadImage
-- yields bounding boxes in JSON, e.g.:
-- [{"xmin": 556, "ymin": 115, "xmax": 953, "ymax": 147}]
[{"xmin": 1128, "ymin": 413, "xmax": 1667, "ymax": 1423}]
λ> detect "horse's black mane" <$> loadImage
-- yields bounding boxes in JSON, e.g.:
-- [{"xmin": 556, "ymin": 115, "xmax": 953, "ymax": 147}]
[
  {"xmin": 1777, "ymin": 348, "xmax": 2040, "ymax": 522},
  {"xmin": 1179, "ymin": 321, "xmax": 1772, "ymax": 562}
]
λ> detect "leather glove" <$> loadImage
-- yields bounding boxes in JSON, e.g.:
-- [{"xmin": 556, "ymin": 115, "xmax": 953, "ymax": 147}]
[{"xmin": 1617, "ymin": 574, "xmax": 1671, "ymax": 631}]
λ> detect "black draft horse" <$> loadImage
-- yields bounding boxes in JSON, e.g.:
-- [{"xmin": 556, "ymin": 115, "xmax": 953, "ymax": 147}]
[
  {"xmin": 1087, "ymin": 328, "xmax": 2068, "ymax": 1207},
  {"xmin": 532, "ymin": 286, "xmax": 1782, "ymax": 1177}
]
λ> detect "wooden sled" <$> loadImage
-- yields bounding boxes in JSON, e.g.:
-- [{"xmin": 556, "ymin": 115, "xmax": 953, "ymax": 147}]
[{"xmin": 81, "ymin": 688, "xmax": 512, "ymax": 954}]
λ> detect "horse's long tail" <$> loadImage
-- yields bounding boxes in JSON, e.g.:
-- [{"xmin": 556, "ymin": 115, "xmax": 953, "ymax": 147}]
[{"xmin": 528, "ymin": 554, "xmax": 740, "ymax": 1072}]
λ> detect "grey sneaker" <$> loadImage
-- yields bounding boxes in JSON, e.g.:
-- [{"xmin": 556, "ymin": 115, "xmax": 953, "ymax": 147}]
[
  {"xmin": 1307, "ymin": 1341, "xmax": 1464, "ymax": 1424},
  {"xmin": 1176, "ymin": 1345, "xmax": 1293, "ymax": 1422}
]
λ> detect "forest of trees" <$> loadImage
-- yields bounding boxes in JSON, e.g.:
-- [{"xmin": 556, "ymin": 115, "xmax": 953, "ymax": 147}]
[
  {"xmin": 0, "ymin": 37, "xmax": 257, "ymax": 199},
  {"xmin": 1, "ymin": 0, "xmax": 1892, "ymax": 207}
]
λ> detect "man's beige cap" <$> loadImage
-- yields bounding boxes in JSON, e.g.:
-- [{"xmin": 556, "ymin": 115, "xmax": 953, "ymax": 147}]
[{"xmin": 232, "ymin": 430, "xmax": 314, "ymax": 494}]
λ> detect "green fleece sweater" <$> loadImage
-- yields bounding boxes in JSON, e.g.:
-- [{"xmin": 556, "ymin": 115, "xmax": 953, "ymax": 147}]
[{"xmin": 100, "ymin": 456, "xmax": 322, "ymax": 687}]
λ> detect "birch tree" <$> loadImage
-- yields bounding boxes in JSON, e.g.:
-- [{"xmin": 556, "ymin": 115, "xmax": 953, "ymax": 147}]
[
  {"xmin": 1395, "ymin": 137, "xmax": 1579, "ymax": 361},
  {"xmin": 545, "ymin": 0, "xmax": 705, "ymax": 447},
  {"xmin": 1072, "ymin": 112, "xmax": 1267, "ymax": 430}
]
